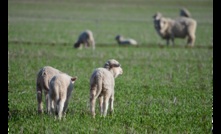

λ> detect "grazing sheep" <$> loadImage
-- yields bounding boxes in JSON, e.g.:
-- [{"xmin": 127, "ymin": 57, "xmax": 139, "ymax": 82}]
[
  {"xmin": 49, "ymin": 73, "xmax": 77, "ymax": 120},
  {"xmin": 115, "ymin": 35, "xmax": 138, "ymax": 45},
  {"xmin": 36, "ymin": 66, "xmax": 63, "ymax": 114},
  {"xmin": 89, "ymin": 59, "xmax": 123, "ymax": 118},
  {"xmin": 73, "ymin": 30, "xmax": 95, "ymax": 49},
  {"xmin": 153, "ymin": 16, "xmax": 197, "ymax": 47},
  {"xmin": 180, "ymin": 8, "xmax": 191, "ymax": 18}
]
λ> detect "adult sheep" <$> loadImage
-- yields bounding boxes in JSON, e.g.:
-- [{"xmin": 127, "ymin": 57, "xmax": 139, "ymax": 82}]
[
  {"xmin": 49, "ymin": 73, "xmax": 77, "ymax": 120},
  {"xmin": 36, "ymin": 66, "xmax": 63, "ymax": 114},
  {"xmin": 73, "ymin": 30, "xmax": 95, "ymax": 49},
  {"xmin": 89, "ymin": 59, "xmax": 123, "ymax": 118},
  {"xmin": 115, "ymin": 35, "xmax": 138, "ymax": 45},
  {"xmin": 154, "ymin": 16, "xmax": 197, "ymax": 47}
]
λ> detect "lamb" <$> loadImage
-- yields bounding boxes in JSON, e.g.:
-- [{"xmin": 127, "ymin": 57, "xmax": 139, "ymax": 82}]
[
  {"xmin": 36, "ymin": 66, "xmax": 63, "ymax": 114},
  {"xmin": 73, "ymin": 30, "xmax": 95, "ymax": 49},
  {"xmin": 49, "ymin": 73, "xmax": 77, "ymax": 120},
  {"xmin": 115, "ymin": 35, "xmax": 138, "ymax": 45},
  {"xmin": 153, "ymin": 15, "xmax": 197, "ymax": 47},
  {"xmin": 89, "ymin": 59, "xmax": 123, "ymax": 118}
]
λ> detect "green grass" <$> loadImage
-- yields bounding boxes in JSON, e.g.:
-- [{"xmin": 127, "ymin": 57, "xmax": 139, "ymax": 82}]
[{"xmin": 8, "ymin": 0, "xmax": 213, "ymax": 133}]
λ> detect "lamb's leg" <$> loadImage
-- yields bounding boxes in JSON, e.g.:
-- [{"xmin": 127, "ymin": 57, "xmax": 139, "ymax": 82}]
[
  {"xmin": 44, "ymin": 90, "xmax": 50, "ymax": 114},
  {"xmin": 90, "ymin": 89, "xmax": 97, "ymax": 118},
  {"xmin": 102, "ymin": 95, "xmax": 110, "ymax": 117},
  {"xmin": 109, "ymin": 94, "xmax": 114, "ymax": 115},
  {"xmin": 37, "ymin": 85, "xmax": 43, "ymax": 113},
  {"xmin": 57, "ymin": 98, "xmax": 65, "ymax": 120},
  {"xmin": 99, "ymin": 96, "xmax": 103, "ymax": 115}
]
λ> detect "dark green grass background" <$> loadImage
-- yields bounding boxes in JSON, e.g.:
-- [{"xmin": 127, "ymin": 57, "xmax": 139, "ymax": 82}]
[{"xmin": 8, "ymin": 0, "xmax": 213, "ymax": 133}]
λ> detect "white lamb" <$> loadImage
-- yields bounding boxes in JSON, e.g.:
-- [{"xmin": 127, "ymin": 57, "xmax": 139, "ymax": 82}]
[
  {"xmin": 49, "ymin": 73, "xmax": 77, "ymax": 120},
  {"xmin": 115, "ymin": 35, "xmax": 138, "ymax": 45},
  {"xmin": 73, "ymin": 30, "xmax": 95, "ymax": 49},
  {"xmin": 89, "ymin": 59, "xmax": 123, "ymax": 118},
  {"xmin": 36, "ymin": 66, "xmax": 63, "ymax": 113},
  {"xmin": 154, "ymin": 16, "xmax": 197, "ymax": 47}
]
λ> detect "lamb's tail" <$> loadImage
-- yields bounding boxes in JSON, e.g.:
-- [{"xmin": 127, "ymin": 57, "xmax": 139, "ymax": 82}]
[{"xmin": 94, "ymin": 76, "xmax": 103, "ymax": 98}]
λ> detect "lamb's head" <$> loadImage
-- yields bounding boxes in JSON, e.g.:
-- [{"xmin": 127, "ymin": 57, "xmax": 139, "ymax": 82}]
[
  {"xmin": 74, "ymin": 42, "xmax": 81, "ymax": 48},
  {"xmin": 115, "ymin": 35, "xmax": 124, "ymax": 42},
  {"xmin": 104, "ymin": 59, "xmax": 123, "ymax": 78}
]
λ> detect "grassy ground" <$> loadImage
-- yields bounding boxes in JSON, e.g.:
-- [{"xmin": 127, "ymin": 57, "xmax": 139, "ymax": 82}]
[{"xmin": 8, "ymin": 0, "xmax": 213, "ymax": 133}]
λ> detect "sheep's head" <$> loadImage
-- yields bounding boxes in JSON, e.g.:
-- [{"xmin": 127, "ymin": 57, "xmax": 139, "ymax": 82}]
[
  {"xmin": 180, "ymin": 8, "xmax": 191, "ymax": 18},
  {"xmin": 74, "ymin": 42, "xmax": 81, "ymax": 48},
  {"xmin": 153, "ymin": 12, "xmax": 163, "ymax": 20},
  {"xmin": 157, "ymin": 17, "xmax": 169, "ymax": 35},
  {"xmin": 104, "ymin": 59, "xmax": 123, "ymax": 78},
  {"xmin": 115, "ymin": 35, "xmax": 124, "ymax": 41}
]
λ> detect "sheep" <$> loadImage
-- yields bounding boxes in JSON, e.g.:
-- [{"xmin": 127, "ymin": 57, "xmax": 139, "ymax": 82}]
[
  {"xmin": 36, "ymin": 66, "xmax": 63, "ymax": 114},
  {"xmin": 73, "ymin": 30, "xmax": 95, "ymax": 49},
  {"xmin": 180, "ymin": 8, "xmax": 191, "ymax": 18},
  {"xmin": 115, "ymin": 35, "xmax": 138, "ymax": 45},
  {"xmin": 49, "ymin": 73, "xmax": 77, "ymax": 120},
  {"xmin": 89, "ymin": 59, "xmax": 123, "ymax": 118},
  {"xmin": 153, "ymin": 15, "xmax": 197, "ymax": 47}
]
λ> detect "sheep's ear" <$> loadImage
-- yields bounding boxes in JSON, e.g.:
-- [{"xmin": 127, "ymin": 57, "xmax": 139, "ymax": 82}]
[{"xmin": 71, "ymin": 77, "xmax": 77, "ymax": 81}]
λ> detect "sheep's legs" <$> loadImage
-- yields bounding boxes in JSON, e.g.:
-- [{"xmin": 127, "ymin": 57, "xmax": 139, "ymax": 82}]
[
  {"xmin": 109, "ymin": 95, "xmax": 114, "ymax": 115},
  {"xmin": 90, "ymin": 89, "xmax": 97, "ymax": 118},
  {"xmin": 37, "ymin": 85, "xmax": 43, "ymax": 113},
  {"xmin": 99, "ymin": 96, "xmax": 103, "ymax": 115},
  {"xmin": 102, "ymin": 96, "xmax": 110, "ymax": 117},
  {"xmin": 44, "ymin": 90, "xmax": 50, "ymax": 114},
  {"xmin": 57, "ymin": 98, "xmax": 65, "ymax": 120}
]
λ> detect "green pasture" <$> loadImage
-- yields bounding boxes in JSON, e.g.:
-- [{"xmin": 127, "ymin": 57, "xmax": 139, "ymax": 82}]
[{"xmin": 8, "ymin": 0, "xmax": 213, "ymax": 133}]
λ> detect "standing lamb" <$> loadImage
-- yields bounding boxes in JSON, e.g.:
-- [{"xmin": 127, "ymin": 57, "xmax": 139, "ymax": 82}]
[
  {"xmin": 89, "ymin": 59, "xmax": 123, "ymax": 118},
  {"xmin": 73, "ymin": 30, "xmax": 95, "ymax": 49},
  {"xmin": 36, "ymin": 66, "xmax": 63, "ymax": 114},
  {"xmin": 153, "ymin": 15, "xmax": 197, "ymax": 47},
  {"xmin": 49, "ymin": 73, "xmax": 77, "ymax": 120},
  {"xmin": 115, "ymin": 35, "xmax": 138, "ymax": 45}
]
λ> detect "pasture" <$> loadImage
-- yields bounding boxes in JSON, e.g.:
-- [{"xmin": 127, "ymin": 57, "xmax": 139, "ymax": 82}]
[{"xmin": 8, "ymin": 0, "xmax": 213, "ymax": 133}]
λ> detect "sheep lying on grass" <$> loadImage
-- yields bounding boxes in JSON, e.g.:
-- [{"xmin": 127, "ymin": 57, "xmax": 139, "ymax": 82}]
[
  {"xmin": 36, "ymin": 66, "xmax": 63, "ymax": 114},
  {"xmin": 73, "ymin": 30, "xmax": 95, "ymax": 49},
  {"xmin": 115, "ymin": 35, "xmax": 138, "ymax": 45},
  {"xmin": 49, "ymin": 73, "xmax": 77, "ymax": 120},
  {"xmin": 89, "ymin": 59, "xmax": 123, "ymax": 118},
  {"xmin": 153, "ymin": 14, "xmax": 197, "ymax": 47}
]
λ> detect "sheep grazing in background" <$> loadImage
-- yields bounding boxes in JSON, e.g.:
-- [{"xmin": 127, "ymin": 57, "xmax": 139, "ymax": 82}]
[
  {"xmin": 89, "ymin": 59, "xmax": 123, "ymax": 118},
  {"xmin": 49, "ymin": 73, "xmax": 77, "ymax": 120},
  {"xmin": 153, "ymin": 13, "xmax": 197, "ymax": 47},
  {"xmin": 157, "ymin": 17, "xmax": 197, "ymax": 47},
  {"xmin": 115, "ymin": 35, "xmax": 138, "ymax": 45},
  {"xmin": 36, "ymin": 66, "xmax": 63, "ymax": 114},
  {"xmin": 73, "ymin": 30, "xmax": 95, "ymax": 49},
  {"xmin": 180, "ymin": 8, "xmax": 191, "ymax": 18}
]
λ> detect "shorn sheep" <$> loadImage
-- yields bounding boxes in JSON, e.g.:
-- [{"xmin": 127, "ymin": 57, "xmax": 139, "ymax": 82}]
[
  {"xmin": 36, "ymin": 66, "xmax": 63, "ymax": 113},
  {"xmin": 115, "ymin": 35, "xmax": 138, "ymax": 45},
  {"xmin": 73, "ymin": 30, "xmax": 95, "ymax": 49},
  {"xmin": 153, "ymin": 12, "xmax": 197, "ymax": 47},
  {"xmin": 89, "ymin": 59, "xmax": 123, "ymax": 118},
  {"xmin": 49, "ymin": 73, "xmax": 77, "ymax": 120}
]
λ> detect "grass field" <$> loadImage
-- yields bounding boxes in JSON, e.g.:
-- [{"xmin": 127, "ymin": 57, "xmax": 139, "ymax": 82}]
[{"xmin": 8, "ymin": 0, "xmax": 213, "ymax": 133}]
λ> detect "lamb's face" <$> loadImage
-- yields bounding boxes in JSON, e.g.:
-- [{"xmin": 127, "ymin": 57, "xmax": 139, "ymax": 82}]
[{"xmin": 104, "ymin": 59, "xmax": 123, "ymax": 78}]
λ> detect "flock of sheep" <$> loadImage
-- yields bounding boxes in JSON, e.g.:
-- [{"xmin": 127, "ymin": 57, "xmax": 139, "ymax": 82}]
[
  {"xmin": 73, "ymin": 8, "xmax": 197, "ymax": 49},
  {"xmin": 35, "ymin": 8, "xmax": 197, "ymax": 120},
  {"xmin": 36, "ymin": 59, "xmax": 123, "ymax": 120}
]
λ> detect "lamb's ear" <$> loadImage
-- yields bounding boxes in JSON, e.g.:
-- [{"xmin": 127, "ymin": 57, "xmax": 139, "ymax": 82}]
[{"xmin": 71, "ymin": 77, "xmax": 77, "ymax": 81}]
